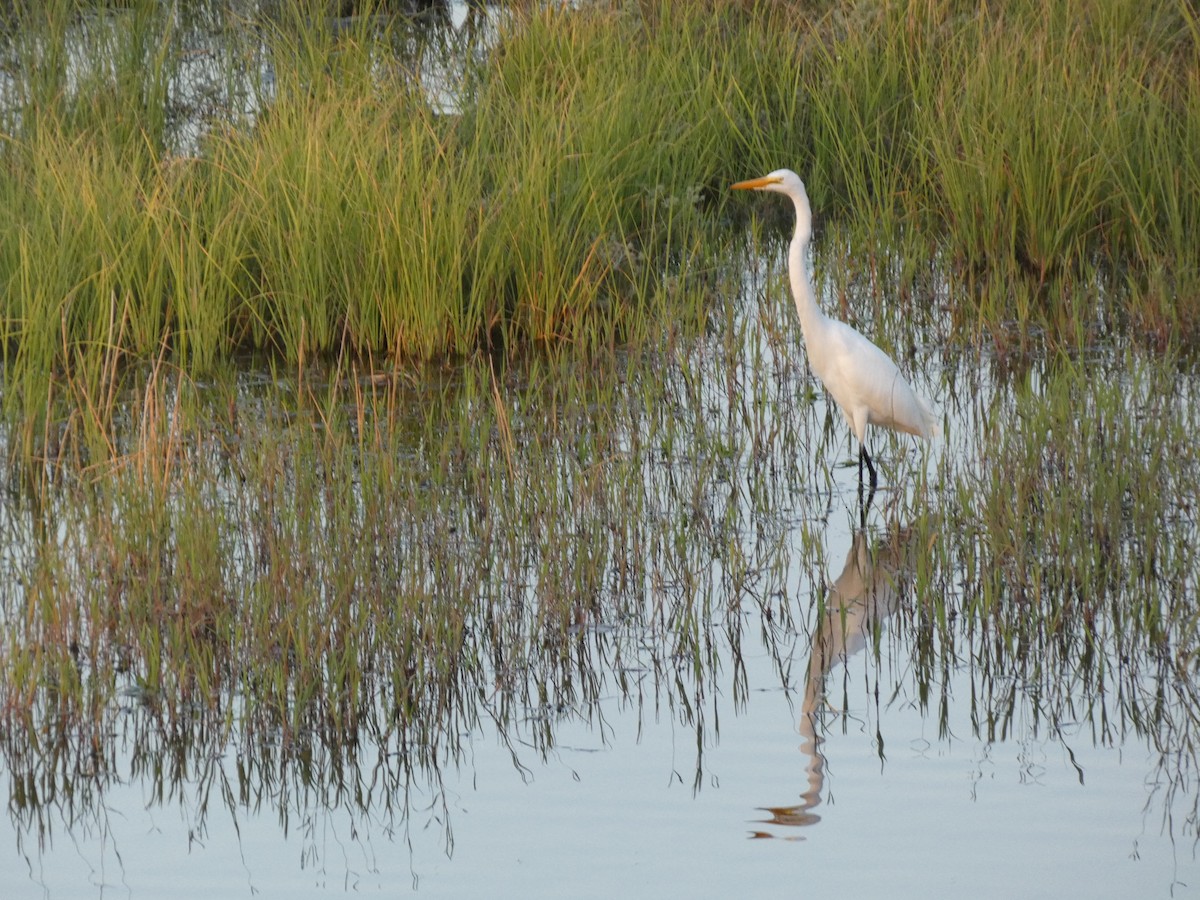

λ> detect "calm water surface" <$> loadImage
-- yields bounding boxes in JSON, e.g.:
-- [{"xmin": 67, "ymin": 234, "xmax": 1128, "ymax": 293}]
[{"xmin": 4, "ymin": 541, "xmax": 1190, "ymax": 898}]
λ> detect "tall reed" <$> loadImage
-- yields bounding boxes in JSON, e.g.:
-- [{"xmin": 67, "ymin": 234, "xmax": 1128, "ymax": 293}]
[{"xmin": 811, "ymin": 0, "xmax": 1199, "ymax": 338}]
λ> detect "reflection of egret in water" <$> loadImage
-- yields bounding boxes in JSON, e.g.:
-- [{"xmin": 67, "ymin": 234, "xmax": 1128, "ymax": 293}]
[{"xmin": 752, "ymin": 520, "xmax": 918, "ymax": 839}]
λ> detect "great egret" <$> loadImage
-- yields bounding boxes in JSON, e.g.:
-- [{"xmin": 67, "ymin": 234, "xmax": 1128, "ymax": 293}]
[{"xmin": 732, "ymin": 169, "xmax": 938, "ymax": 506}]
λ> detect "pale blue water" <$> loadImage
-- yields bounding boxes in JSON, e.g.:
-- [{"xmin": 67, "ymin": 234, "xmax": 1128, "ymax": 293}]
[{"xmin": 5, "ymin": 569, "xmax": 1189, "ymax": 899}]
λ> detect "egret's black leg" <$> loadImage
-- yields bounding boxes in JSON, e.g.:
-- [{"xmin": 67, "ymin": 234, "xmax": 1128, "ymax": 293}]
[
  {"xmin": 860, "ymin": 445, "xmax": 878, "ymax": 492},
  {"xmin": 857, "ymin": 445, "xmax": 877, "ymax": 525}
]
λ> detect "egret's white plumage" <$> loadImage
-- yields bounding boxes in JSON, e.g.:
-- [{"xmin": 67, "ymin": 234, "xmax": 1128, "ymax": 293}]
[{"xmin": 731, "ymin": 169, "xmax": 938, "ymax": 495}]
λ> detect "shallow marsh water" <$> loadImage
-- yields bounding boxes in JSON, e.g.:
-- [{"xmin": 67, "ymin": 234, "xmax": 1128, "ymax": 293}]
[
  {"xmin": 2, "ymin": 231, "xmax": 1199, "ymax": 898},
  {"xmin": 2, "ymin": 3, "xmax": 1199, "ymax": 897}
]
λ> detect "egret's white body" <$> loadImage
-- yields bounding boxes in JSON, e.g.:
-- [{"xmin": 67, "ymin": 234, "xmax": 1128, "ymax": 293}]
[{"xmin": 732, "ymin": 169, "xmax": 938, "ymax": 494}]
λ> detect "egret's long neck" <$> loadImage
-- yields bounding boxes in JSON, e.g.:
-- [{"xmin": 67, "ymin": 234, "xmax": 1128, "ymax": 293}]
[{"xmin": 787, "ymin": 193, "xmax": 824, "ymax": 337}]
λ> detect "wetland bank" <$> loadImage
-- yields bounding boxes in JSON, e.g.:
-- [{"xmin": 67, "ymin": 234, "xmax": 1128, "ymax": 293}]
[{"xmin": 2, "ymin": 0, "xmax": 1200, "ymax": 895}]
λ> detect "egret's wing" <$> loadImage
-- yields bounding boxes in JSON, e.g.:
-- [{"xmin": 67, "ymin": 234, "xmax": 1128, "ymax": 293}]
[{"xmin": 814, "ymin": 322, "xmax": 936, "ymax": 440}]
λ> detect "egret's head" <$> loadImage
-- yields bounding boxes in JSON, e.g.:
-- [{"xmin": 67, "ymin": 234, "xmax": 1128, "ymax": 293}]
[{"xmin": 730, "ymin": 169, "xmax": 805, "ymax": 197}]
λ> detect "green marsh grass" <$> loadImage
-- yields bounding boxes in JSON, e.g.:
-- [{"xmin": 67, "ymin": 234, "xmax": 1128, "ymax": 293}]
[
  {"xmin": 4, "ymin": 0, "xmax": 1197, "ymax": 444},
  {"xmin": 902, "ymin": 347, "xmax": 1200, "ymax": 749},
  {"xmin": 786, "ymin": 0, "xmax": 1199, "ymax": 342},
  {"xmin": 1, "ymin": 0, "xmax": 805, "ymax": 439}
]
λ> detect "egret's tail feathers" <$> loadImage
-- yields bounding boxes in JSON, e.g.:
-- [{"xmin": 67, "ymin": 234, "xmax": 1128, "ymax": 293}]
[{"xmin": 918, "ymin": 397, "xmax": 941, "ymax": 440}]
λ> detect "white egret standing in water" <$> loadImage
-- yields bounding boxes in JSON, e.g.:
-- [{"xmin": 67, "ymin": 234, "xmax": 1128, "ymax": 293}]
[{"xmin": 732, "ymin": 169, "xmax": 939, "ymax": 511}]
